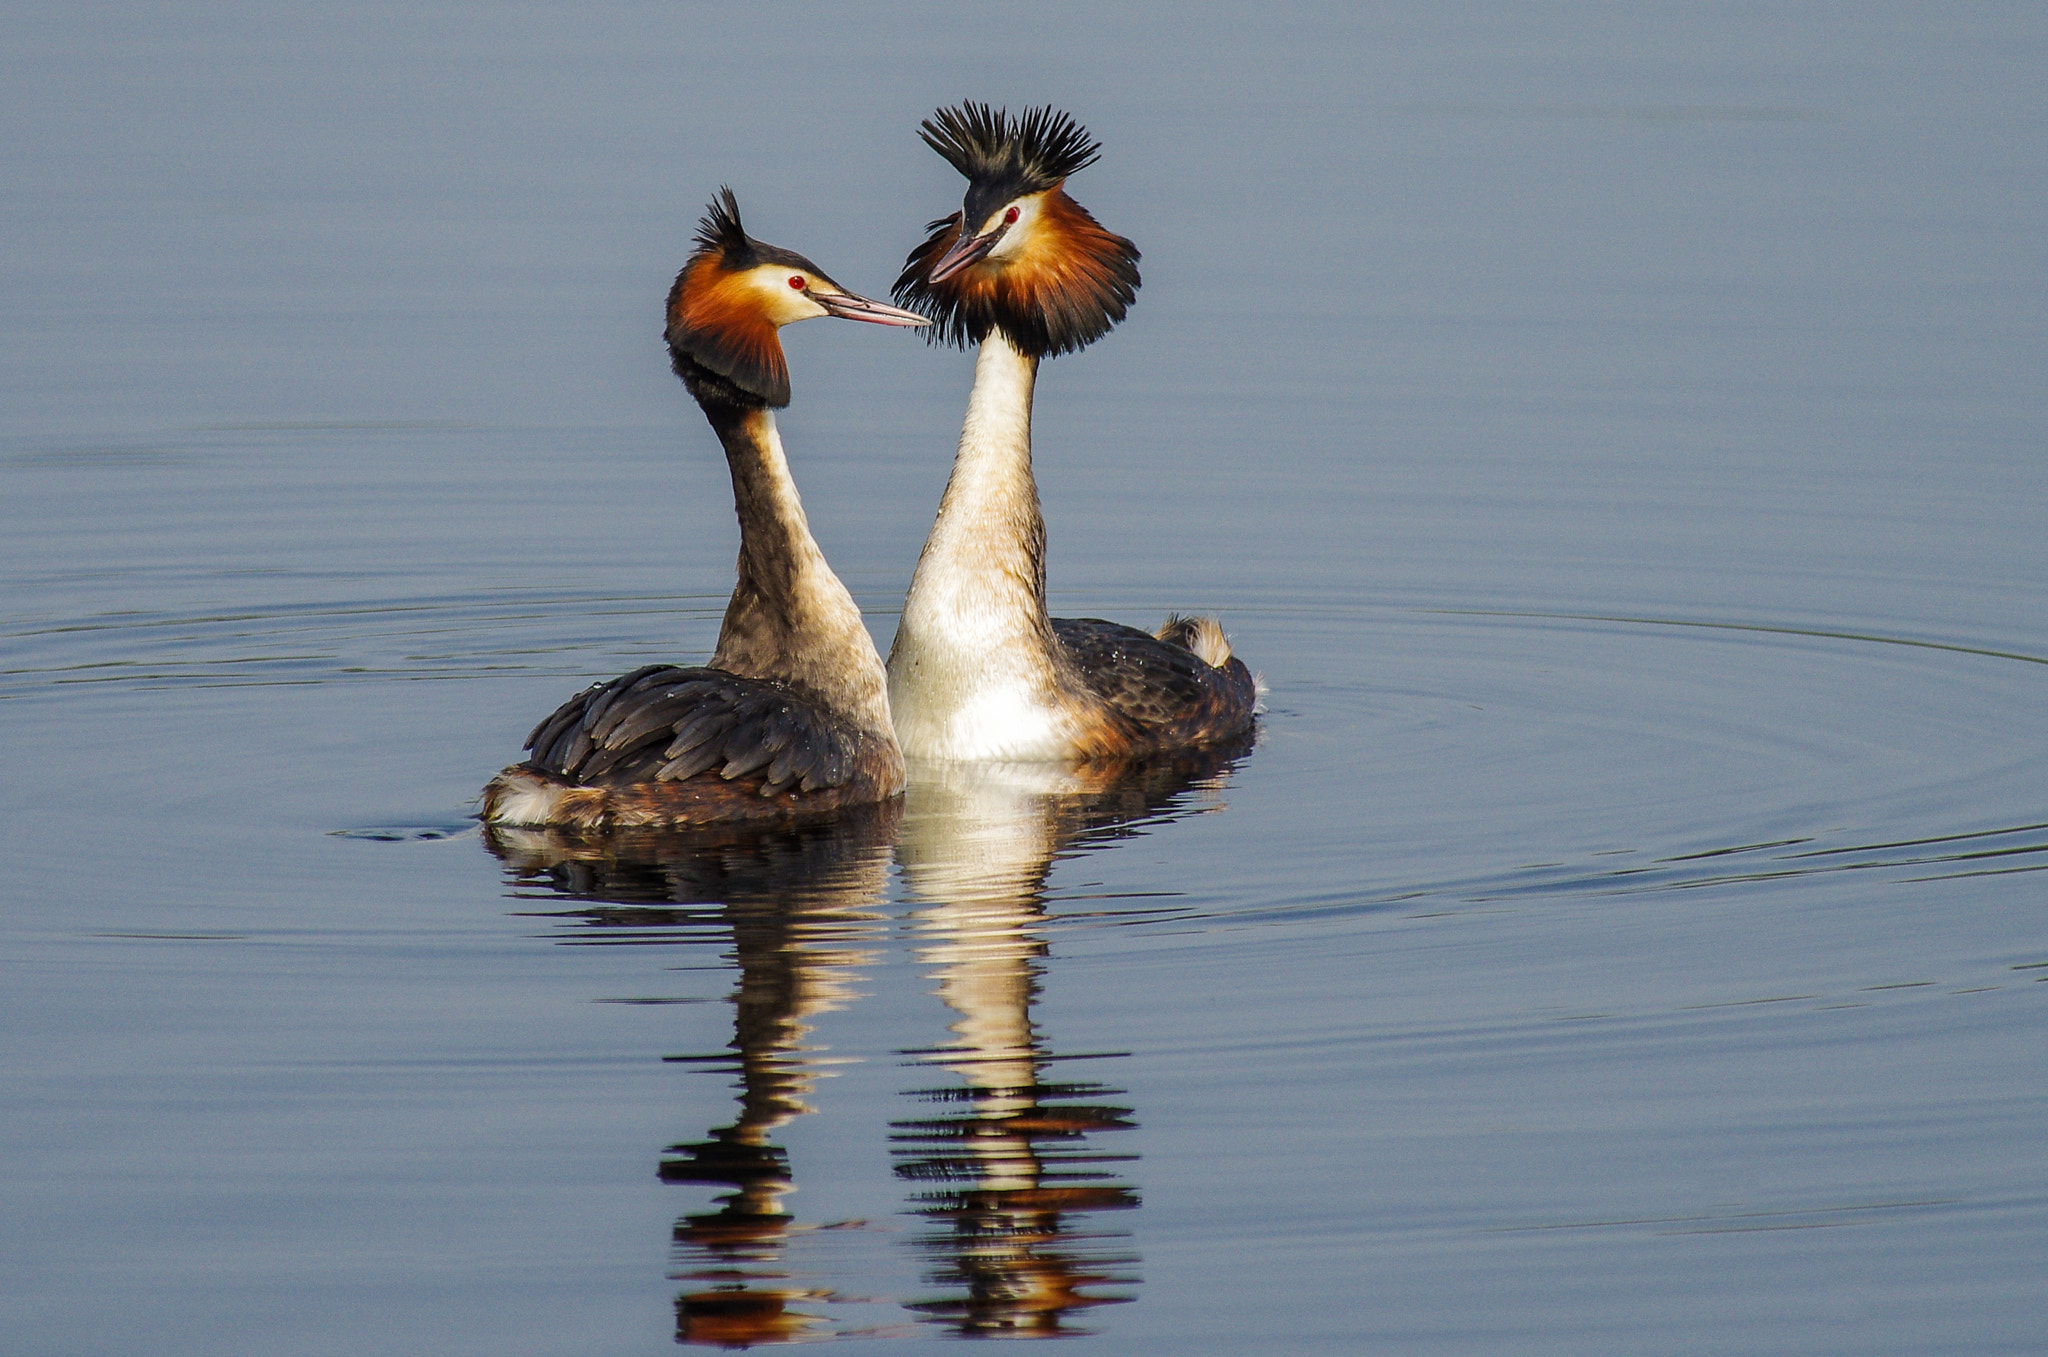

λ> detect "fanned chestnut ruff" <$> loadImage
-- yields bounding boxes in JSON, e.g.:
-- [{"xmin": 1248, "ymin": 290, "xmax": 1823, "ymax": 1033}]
[
  {"xmin": 893, "ymin": 103, "xmax": 1141, "ymax": 359},
  {"xmin": 666, "ymin": 188, "xmax": 835, "ymax": 408}
]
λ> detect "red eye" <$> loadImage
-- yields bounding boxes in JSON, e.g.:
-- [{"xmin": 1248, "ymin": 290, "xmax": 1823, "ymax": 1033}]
[
  {"xmin": 788, "ymin": 275, "xmax": 805, "ymax": 290},
  {"xmin": 1003, "ymin": 206, "xmax": 1020, "ymax": 224}
]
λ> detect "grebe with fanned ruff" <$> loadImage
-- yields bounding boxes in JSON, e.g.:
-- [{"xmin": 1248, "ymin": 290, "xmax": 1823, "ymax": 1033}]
[{"xmin": 885, "ymin": 102, "xmax": 1259, "ymax": 764}]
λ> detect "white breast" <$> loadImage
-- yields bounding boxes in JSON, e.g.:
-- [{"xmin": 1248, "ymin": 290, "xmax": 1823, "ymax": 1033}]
[{"xmin": 887, "ymin": 633, "xmax": 1077, "ymax": 761}]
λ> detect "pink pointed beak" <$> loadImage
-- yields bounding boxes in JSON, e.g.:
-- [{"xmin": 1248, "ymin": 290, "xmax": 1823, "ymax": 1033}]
[
  {"xmin": 814, "ymin": 290, "xmax": 930, "ymax": 327},
  {"xmin": 927, "ymin": 227, "xmax": 1003, "ymax": 283}
]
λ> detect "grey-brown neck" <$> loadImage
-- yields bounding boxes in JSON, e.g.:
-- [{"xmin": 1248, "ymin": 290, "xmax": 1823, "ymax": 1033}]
[{"xmin": 704, "ymin": 405, "xmax": 893, "ymax": 737}]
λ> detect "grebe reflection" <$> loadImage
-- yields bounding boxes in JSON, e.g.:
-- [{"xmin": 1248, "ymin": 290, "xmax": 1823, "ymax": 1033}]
[
  {"xmin": 892, "ymin": 738, "xmax": 1252, "ymax": 1336},
  {"xmin": 484, "ymin": 735, "xmax": 1251, "ymax": 1342},
  {"xmin": 487, "ymin": 806, "xmax": 897, "ymax": 1346}
]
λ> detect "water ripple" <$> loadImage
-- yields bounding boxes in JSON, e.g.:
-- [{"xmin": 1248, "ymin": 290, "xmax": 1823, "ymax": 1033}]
[{"xmin": 0, "ymin": 588, "xmax": 731, "ymax": 698}]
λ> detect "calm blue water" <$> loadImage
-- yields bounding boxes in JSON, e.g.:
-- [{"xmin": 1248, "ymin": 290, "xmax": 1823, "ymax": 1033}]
[{"xmin": 4, "ymin": 3, "xmax": 2045, "ymax": 1353}]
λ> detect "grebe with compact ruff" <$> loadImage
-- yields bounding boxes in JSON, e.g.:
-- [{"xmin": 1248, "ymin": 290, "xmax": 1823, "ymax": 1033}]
[
  {"xmin": 481, "ymin": 190, "xmax": 928, "ymax": 828},
  {"xmin": 886, "ymin": 103, "xmax": 1258, "ymax": 763}
]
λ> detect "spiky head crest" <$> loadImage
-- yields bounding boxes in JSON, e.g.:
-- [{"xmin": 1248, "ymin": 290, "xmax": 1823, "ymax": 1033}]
[
  {"xmin": 919, "ymin": 102, "xmax": 1102, "ymax": 238},
  {"xmin": 894, "ymin": 103, "xmax": 1140, "ymax": 358},
  {"xmin": 690, "ymin": 186, "xmax": 757, "ymax": 268}
]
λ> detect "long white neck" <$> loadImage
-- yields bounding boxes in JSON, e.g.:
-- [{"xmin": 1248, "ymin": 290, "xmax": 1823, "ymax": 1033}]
[
  {"xmin": 708, "ymin": 406, "xmax": 892, "ymax": 738},
  {"xmin": 889, "ymin": 334, "xmax": 1080, "ymax": 760}
]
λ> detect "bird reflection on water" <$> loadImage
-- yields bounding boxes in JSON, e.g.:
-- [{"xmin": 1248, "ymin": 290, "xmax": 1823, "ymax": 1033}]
[
  {"xmin": 489, "ymin": 806, "xmax": 897, "ymax": 1345},
  {"xmin": 890, "ymin": 741, "xmax": 1250, "ymax": 1336},
  {"xmin": 484, "ymin": 734, "xmax": 1252, "ymax": 1344}
]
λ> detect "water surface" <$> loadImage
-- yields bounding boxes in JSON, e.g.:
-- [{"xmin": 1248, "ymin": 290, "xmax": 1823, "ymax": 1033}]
[{"xmin": 4, "ymin": 3, "xmax": 2045, "ymax": 1353}]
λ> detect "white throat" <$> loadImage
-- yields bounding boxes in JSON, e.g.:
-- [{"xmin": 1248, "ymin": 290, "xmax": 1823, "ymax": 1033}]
[{"xmin": 887, "ymin": 335, "xmax": 1081, "ymax": 761}]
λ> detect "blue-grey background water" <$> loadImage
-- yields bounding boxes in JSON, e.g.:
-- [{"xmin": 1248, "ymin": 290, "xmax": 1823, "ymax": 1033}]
[{"xmin": 5, "ymin": 3, "xmax": 2044, "ymax": 1352}]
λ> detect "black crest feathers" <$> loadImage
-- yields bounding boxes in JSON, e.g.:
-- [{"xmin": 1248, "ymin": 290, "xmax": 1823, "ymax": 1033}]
[
  {"xmin": 894, "ymin": 105, "xmax": 1140, "ymax": 359},
  {"xmin": 919, "ymin": 103, "xmax": 1102, "ymax": 226},
  {"xmin": 690, "ymin": 186, "xmax": 758, "ymax": 269}
]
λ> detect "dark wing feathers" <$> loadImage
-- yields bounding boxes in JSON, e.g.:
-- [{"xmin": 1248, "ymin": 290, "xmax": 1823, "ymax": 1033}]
[
  {"xmin": 662, "ymin": 704, "xmax": 731, "ymax": 759},
  {"xmin": 765, "ymin": 744, "xmax": 799, "ymax": 789},
  {"xmin": 582, "ymin": 663, "xmax": 667, "ymax": 730},
  {"xmin": 1052, "ymin": 617, "xmax": 1259, "ymax": 747},
  {"xmin": 653, "ymin": 739, "xmax": 726, "ymax": 784},
  {"xmin": 520, "ymin": 666, "xmax": 863, "ymax": 798},
  {"xmin": 527, "ymin": 708, "xmax": 581, "ymax": 768},
  {"xmin": 716, "ymin": 708, "xmax": 783, "ymax": 780},
  {"xmin": 588, "ymin": 668, "xmax": 691, "ymax": 744},
  {"xmin": 596, "ymin": 691, "xmax": 706, "ymax": 761}
]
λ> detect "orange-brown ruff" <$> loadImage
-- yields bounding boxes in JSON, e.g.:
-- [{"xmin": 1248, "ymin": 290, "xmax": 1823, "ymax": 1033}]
[
  {"xmin": 481, "ymin": 190, "xmax": 925, "ymax": 828},
  {"xmin": 667, "ymin": 249, "xmax": 791, "ymax": 407},
  {"xmin": 898, "ymin": 188, "xmax": 1138, "ymax": 360},
  {"xmin": 885, "ymin": 103, "xmax": 1258, "ymax": 763}
]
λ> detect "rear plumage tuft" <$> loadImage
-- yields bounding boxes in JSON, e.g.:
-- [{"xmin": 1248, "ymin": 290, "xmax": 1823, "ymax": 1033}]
[{"xmin": 1156, "ymin": 613, "xmax": 1234, "ymax": 669}]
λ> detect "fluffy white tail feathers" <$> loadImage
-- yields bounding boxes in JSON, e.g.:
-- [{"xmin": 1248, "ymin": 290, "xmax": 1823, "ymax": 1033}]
[
  {"xmin": 1157, "ymin": 612, "xmax": 1267, "ymax": 712},
  {"xmin": 1155, "ymin": 613, "xmax": 1234, "ymax": 668}
]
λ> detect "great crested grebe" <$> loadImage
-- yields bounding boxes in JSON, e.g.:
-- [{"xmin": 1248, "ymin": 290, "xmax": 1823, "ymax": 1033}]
[
  {"xmin": 886, "ymin": 102, "xmax": 1259, "ymax": 763},
  {"xmin": 481, "ymin": 190, "xmax": 928, "ymax": 829}
]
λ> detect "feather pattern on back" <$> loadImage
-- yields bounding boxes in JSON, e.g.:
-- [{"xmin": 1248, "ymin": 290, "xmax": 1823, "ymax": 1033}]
[
  {"xmin": 484, "ymin": 666, "xmax": 902, "ymax": 829},
  {"xmin": 1051, "ymin": 618, "xmax": 1259, "ymax": 754},
  {"xmin": 527, "ymin": 665, "xmax": 871, "ymax": 795}
]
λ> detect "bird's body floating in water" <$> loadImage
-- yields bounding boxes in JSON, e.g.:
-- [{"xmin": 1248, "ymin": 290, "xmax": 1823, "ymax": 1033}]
[
  {"xmin": 481, "ymin": 190, "xmax": 928, "ymax": 829},
  {"xmin": 886, "ymin": 102, "xmax": 1259, "ymax": 763}
]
